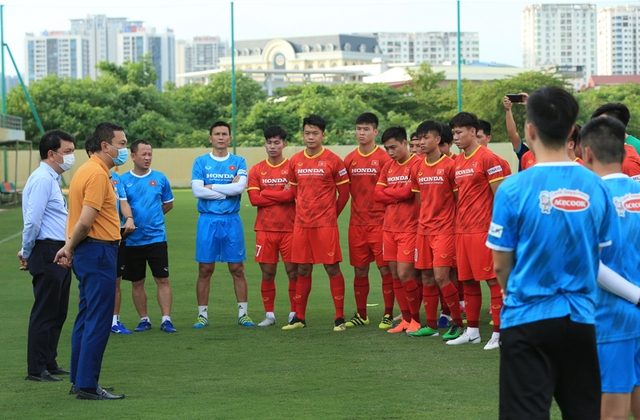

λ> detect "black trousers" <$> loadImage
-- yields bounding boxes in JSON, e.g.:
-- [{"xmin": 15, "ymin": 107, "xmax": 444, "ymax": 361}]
[
  {"xmin": 499, "ymin": 316, "xmax": 601, "ymax": 420},
  {"xmin": 27, "ymin": 241, "xmax": 72, "ymax": 375}
]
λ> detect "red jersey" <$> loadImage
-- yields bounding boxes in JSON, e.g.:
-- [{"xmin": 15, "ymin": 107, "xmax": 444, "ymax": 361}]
[
  {"xmin": 411, "ymin": 154, "xmax": 456, "ymax": 235},
  {"xmin": 521, "ymin": 150, "xmax": 536, "ymax": 170},
  {"xmin": 574, "ymin": 157, "xmax": 584, "ymax": 165},
  {"xmin": 377, "ymin": 154, "xmax": 420, "ymax": 233},
  {"xmin": 344, "ymin": 145, "xmax": 392, "ymax": 226},
  {"xmin": 454, "ymin": 145, "xmax": 504, "ymax": 234},
  {"xmin": 289, "ymin": 147, "xmax": 349, "ymax": 228},
  {"xmin": 247, "ymin": 158, "xmax": 295, "ymax": 232},
  {"xmin": 494, "ymin": 152, "xmax": 512, "ymax": 176},
  {"xmin": 623, "ymin": 144, "xmax": 640, "ymax": 181}
]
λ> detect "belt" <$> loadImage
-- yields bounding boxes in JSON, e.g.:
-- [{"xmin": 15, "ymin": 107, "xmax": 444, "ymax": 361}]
[
  {"xmin": 83, "ymin": 237, "xmax": 120, "ymax": 247},
  {"xmin": 35, "ymin": 239, "xmax": 65, "ymax": 246}
]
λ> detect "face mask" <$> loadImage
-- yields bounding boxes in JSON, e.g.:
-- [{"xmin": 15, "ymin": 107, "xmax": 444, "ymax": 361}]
[
  {"xmin": 107, "ymin": 143, "xmax": 129, "ymax": 166},
  {"xmin": 54, "ymin": 152, "xmax": 75, "ymax": 172}
]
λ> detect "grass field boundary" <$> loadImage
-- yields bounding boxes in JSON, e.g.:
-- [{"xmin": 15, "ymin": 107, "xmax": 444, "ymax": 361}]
[{"xmin": 0, "ymin": 231, "xmax": 21, "ymax": 245}]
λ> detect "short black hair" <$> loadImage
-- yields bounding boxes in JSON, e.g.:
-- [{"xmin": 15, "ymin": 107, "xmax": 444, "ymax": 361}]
[
  {"xmin": 526, "ymin": 86, "xmax": 579, "ymax": 149},
  {"xmin": 303, "ymin": 114, "xmax": 326, "ymax": 132},
  {"xmin": 88, "ymin": 122, "xmax": 125, "ymax": 153},
  {"xmin": 381, "ymin": 126, "xmax": 407, "ymax": 144},
  {"xmin": 131, "ymin": 139, "xmax": 151, "ymax": 154},
  {"xmin": 478, "ymin": 119, "xmax": 492, "ymax": 136},
  {"xmin": 569, "ymin": 124, "xmax": 582, "ymax": 147},
  {"xmin": 439, "ymin": 123, "xmax": 453, "ymax": 145},
  {"xmin": 209, "ymin": 121, "xmax": 231, "ymax": 135},
  {"xmin": 449, "ymin": 112, "xmax": 479, "ymax": 132},
  {"xmin": 39, "ymin": 130, "xmax": 76, "ymax": 160},
  {"xmin": 591, "ymin": 103, "xmax": 630, "ymax": 127},
  {"xmin": 263, "ymin": 125, "xmax": 287, "ymax": 141},
  {"xmin": 409, "ymin": 132, "xmax": 418, "ymax": 140},
  {"xmin": 355, "ymin": 112, "xmax": 378, "ymax": 129},
  {"xmin": 581, "ymin": 117, "xmax": 626, "ymax": 165},
  {"xmin": 416, "ymin": 120, "xmax": 442, "ymax": 138}
]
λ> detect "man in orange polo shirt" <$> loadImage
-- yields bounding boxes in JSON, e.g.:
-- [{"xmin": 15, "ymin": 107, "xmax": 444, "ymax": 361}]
[{"xmin": 55, "ymin": 122, "xmax": 127, "ymax": 401}]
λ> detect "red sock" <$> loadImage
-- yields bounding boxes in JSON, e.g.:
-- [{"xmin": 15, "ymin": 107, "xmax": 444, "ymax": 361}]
[
  {"xmin": 489, "ymin": 282, "xmax": 503, "ymax": 332},
  {"xmin": 288, "ymin": 278, "xmax": 297, "ymax": 313},
  {"xmin": 439, "ymin": 288, "xmax": 451, "ymax": 316},
  {"xmin": 414, "ymin": 277, "xmax": 423, "ymax": 289},
  {"xmin": 261, "ymin": 280, "xmax": 276, "ymax": 312},
  {"xmin": 422, "ymin": 284, "xmax": 439, "ymax": 329},
  {"xmin": 330, "ymin": 274, "xmax": 345, "ymax": 320},
  {"xmin": 381, "ymin": 273, "xmax": 395, "ymax": 316},
  {"xmin": 464, "ymin": 281, "xmax": 482, "ymax": 328},
  {"xmin": 402, "ymin": 279, "xmax": 422, "ymax": 324},
  {"xmin": 458, "ymin": 281, "xmax": 465, "ymax": 302},
  {"xmin": 353, "ymin": 276, "xmax": 370, "ymax": 319},
  {"xmin": 440, "ymin": 282, "xmax": 462, "ymax": 326},
  {"xmin": 393, "ymin": 278, "xmax": 411, "ymax": 321},
  {"xmin": 295, "ymin": 275, "xmax": 312, "ymax": 321}
]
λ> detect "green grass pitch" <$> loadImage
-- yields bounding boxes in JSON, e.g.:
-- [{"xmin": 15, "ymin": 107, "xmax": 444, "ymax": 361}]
[{"xmin": 0, "ymin": 189, "xmax": 564, "ymax": 419}]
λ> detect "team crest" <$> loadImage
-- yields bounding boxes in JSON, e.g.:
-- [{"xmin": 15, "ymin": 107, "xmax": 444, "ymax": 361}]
[
  {"xmin": 437, "ymin": 169, "xmax": 445, "ymax": 175},
  {"xmin": 281, "ymin": 169, "xmax": 288, "ymax": 175},
  {"xmin": 540, "ymin": 189, "xmax": 590, "ymax": 214},
  {"xmin": 149, "ymin": 180, "xmax": 157, "ymax": 186},
  {"xmin": 229, "ymin": 165, "xmax": 236, "ymax": 170},
  {"xmin": 613, "ymin": 193, "xmax": 640, "ymax": 217},
  {"xmin": 372, "ymin": 160, "xmax": 379, "ymax": 166},
  {"xmin": 318, "ymin": 161, "xmax": 326, "ymax": 167},
  {"xmin": 472, "ymin": 162, "xmax": 478, "ymax": 168},
  {"xmin": 351, "ymin": 161, "xmax": 357, "ymax": 166},
  {"xmin": 111, "ymin": 180, "xmax": 118, "ymax": 185}
]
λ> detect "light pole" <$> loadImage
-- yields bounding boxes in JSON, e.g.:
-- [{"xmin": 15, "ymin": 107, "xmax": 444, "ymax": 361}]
[
  {"xmin": 457, "ymin": 0, "xmax": 462, "ymax": 112},
  {"xmin": 231, "ymin": 1, "xmax": 237, "ymax": 154}
]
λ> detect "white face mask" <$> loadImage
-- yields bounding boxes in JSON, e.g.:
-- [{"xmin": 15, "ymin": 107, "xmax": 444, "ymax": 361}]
[{"xmin": 54, "ymin": 152, "xmax": 75, "ymax": 172}]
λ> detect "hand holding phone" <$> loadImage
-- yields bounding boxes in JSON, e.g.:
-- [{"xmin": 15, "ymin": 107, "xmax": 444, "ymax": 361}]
[{"xmin": 506, "ymin": 94, "xmax": 523, "ymax": 103}]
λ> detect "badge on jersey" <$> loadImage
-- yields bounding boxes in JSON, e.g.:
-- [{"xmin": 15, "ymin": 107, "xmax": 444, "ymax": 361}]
[
  {"xmin": 613, "ymin": 193, "xmax": 640, "ymax": 217},
  {"xmin": 229, "ymin": 166, "xmax": 236, "ymax": 170},
  {"xmin": 539, "ymin": 189, "xmax": 590, "ymax": 214},
  {"xmin": 150, "ymin": 180, "xmax": 157, "ymax": 186},
  {"xmin": 372, "ymin": 160, "xmax": 379, "ymax": 166}
]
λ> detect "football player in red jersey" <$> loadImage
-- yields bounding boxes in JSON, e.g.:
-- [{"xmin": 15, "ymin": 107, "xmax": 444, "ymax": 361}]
[
  {"xmin": 282, "ymin": 115, "xmax": 351, "ymax": 332},
  {"xmin": 247, "ymin": 126, "xmax": 297, "ymax": 327},
  {"xmin": 343, "ymin": 113, "xmax": 394, "ymax": 329}
]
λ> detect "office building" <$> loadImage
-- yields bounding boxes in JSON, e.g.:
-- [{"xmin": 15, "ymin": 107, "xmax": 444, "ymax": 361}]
[
  {"xmin": 118, "ymin": 25, "xmax": 176, "ymax": 90},
  {"xmin": 24, "ymin": 31, "xmax": 91, "ymax": 84},
  {"xmin": 375, "ymin": 32, "xmax": 479, "ymax": 65}
]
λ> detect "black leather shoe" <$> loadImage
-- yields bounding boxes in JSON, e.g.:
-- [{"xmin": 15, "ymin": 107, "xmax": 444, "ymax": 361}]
[
  {"xmin": 25, "ymin": 370, "xmax": 62, "ymax": 382},
  {"xmin": 49, "ymin": 366, "xmax": 70, "ymax": 375},
  {"xmin": 77, "ymin": 389, "xmax": 125, "ymax": 400},
  {"xmin": 70, "ymin": 385, "xmax": 115, "ymax": 395}
]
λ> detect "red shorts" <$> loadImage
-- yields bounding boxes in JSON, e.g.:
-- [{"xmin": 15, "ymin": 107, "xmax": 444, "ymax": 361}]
[
  {"xmin": 291, "ymin": 226, "xmax": 342, "ymax": 264},
  {"xmin": 255, "ymin": 231, "xmax": 293, "ymax": 264},
  {"xmin": 415, "ymin": 234, "xmax": 455, "ymax": 270},
  {"xmin": 348, "ymin": 224, "xmax": 387, "ymax": 267},
  {"xmin": 455, "ymin": 232, "xmax": 495, "ymax": 281},
  {"xmin": 382, "ymin": 231, "xmax": 416, "ymax": 263}
]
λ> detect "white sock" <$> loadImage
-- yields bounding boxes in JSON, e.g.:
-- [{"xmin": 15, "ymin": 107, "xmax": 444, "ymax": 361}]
[
  {"xmin": 198, "ymin": 306, "xmax": 208, "ymax": 318},
  {"xmin": 238, "ymin": 302, "xmax": 248, "ymax": 318},
  {"xmin": 289, "ymin": 312, "xmax": 296, "ymax": 322},
  {"xmin": 266, "ymin": 311, "xmax": 275, "ymax": 319},
  {"xmin": 459, "ymin": 301, "xmax": 465, "ymax": 307},
  {"xmin": 140, "ymin": 317, "xmax": 150, "ymax": 323},
  {"xmin": 467, "ymin": 327, "xmax": 480, "ymax": 337},
  {"xmin": 112, "ymin": 315, "xmax": 119, "ymax": 326},
  {"xmin": 491, "ymin": 332, "xmax": 500, "ymax": 340},
  {"xmin": 162, "ymin": 316, "xmax": 171, "ymax": 323}
]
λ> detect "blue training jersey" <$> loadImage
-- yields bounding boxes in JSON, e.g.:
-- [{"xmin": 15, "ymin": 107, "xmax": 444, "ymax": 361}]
[
  {"xmin": 120, "ymin": 169, "xmax": 174, "ymax": 246},
  {"xmin": 596, "ymin": 173, "xmax": 640, "ymax": 343},
  {"xmin": 486, "ymin": 162, "xmax": 613, "ymax": 329},
  {"xmin": 110, "ymin": 171, "xmax": 127, "ymax": 224},
  {"xmin": 191, "ymin": 153, "xmax": 247, "ymax": 215}
]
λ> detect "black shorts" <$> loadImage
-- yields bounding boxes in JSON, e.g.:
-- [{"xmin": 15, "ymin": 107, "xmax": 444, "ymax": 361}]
[
  {"xmin": 499, "ymin": 316, "xmax": 600, "ymax": 420},
  {"xmin": 117, "ymin": 241, "xmax": 127, "ymax": 277},
  {"xmin": 122, "ymin": 242, "xmax": 169, "ymax": 282}
]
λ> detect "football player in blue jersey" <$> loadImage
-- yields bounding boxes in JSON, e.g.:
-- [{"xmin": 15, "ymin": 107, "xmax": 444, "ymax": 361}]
[
  {"xmin": 582, "ymin": 116, "xmax": 640, "ymax": 420},
  {"xmin": 120, "ymin": 140, "xmax": 176, "ymax": 333},
  {"xmin": 191, "ymin": 121, "xmax": 254, "ymax": 328},
  {"xmin": 487, "ymin": 86, "xmax": 612, "ymax": 419}
]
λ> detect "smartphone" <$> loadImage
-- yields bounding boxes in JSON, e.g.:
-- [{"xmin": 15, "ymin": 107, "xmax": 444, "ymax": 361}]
[{"xmin": 506, "ymin": 94, "xmax": 524, "ymax": 103}]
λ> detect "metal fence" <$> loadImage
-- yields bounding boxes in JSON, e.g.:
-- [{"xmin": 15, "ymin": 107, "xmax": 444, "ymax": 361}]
[{"xmin": 0, "ymin": 114, "xmax": 22, "ymax": 130}]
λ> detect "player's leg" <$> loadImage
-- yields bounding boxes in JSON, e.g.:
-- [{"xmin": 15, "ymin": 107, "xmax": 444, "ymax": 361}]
[
  {"xmin": 221, "ymin": 214, "xmax": 252, "ymax": 327},
  {"xmin": 384, "ymin": 232, "xmax": 411, "ymax": 333},
  {"xmin": 123, "ymin": 245, "xmax": 151, "ymax": 332},
  {"xmin": 283, "ymin": 226, "xmax": 313, "ymax": 330},
  {"xmin": 228, "ymin": 262, "xmax": 253, "ymax": 326},
  {"xmin": 447, "ymin": 234, "xmax": 481, "ymax": 345},
  {"xmin": 396, "ymin": 232, "xmax": 421, "ymax": 332},
  {"xmin": 147, "ymin": 242, "xmax": 174, "ymax": 332},
  {"xmin": 194, "ymin": 214, "xmax": 219, "ymax": 328},
  {"xmin": 194, "ymin": 262, "xmax": 214, "ymax": 328},
  {"xmin": 280, "ymin": 231, "xmax": 298, "ymax": 323},
  {"xmin": 598, "ymin": 339, "xmax": 636, "ymax": 419},
  {"xmin": 347, "ymin": 224, "xmax": 372, "ymax": 325},
  {"xmin": 324, "ymin": 261, "xmax": 346, "ymax": 331},
  {"xmin": 431, "ymin": 234, "xmax": 462, "ymax": 339},
  {"xmin": 111, "ymin": 241, "xmax": 131, "ymax": 334},
  {"xmin": 410, "ymin": 234, "xmax": 438, "ymax": 337},
  {"xmin": 377, "ymin": 264, "xmax": 394, "ymax": 329},
  {"xmin": 256, "ymin": 231, "xmax": 279, "ymax": 327},
  {"xmin": 632, "ymin": 386, "xmax": 640, "ymax": 420}
]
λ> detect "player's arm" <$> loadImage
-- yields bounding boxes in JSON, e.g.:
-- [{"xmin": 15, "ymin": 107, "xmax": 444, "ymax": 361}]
[
  {"xmin": 374, "ymin": 183, "xmax": 397, "ymax": 204},
  {"xmin": 162, "ymin": 201, "xmax": 174, "ymax": 214},
  {"xmin": 490, "ymin": 179, "xmax": 503, "ymax": 195},
  {"xmin": 208, "ymin": 176, "xmax": 247, "ymax": 196},
  {"xmin": 119, "ymin": 199, "xmax": 136, "ymax": 233},
  {"xmin": 504, "ymin": 96, "xmax": 522, "ymax": 151},
  {"xmin": 597, "ymin": 261, "xmax": 640, "ymax": 305},
  {"xmin": 261, "ymin": 188, "xmax": 295, "ymax": 203},
  {"xmin": 385, "ymin": 184, "xmax": 414, "ymax": 201},
  {"xmin": 191, "ymin": 180, "xmax": 226, "ymax": 200},
  {"xmin": 248, "ymin": 189, "xmax": 278, "ymax": 207},
  {"xmin": 336, "ymin": 181, "xmax": 350, "ymax": 217},
  {"xmin": 492, "ymin": 250, "xmax": 514, "ymax": 291}
]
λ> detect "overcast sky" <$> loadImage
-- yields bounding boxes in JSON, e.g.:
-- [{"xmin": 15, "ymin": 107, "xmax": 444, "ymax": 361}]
[{"xmin": 2, "ymin": 0, "xmax": 633, "ymax": 77}]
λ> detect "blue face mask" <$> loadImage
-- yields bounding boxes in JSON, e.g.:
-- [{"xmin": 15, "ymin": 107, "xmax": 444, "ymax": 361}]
[{"xmin": 107, "ymin": 143, "xmax": 129, "ymax": 166}]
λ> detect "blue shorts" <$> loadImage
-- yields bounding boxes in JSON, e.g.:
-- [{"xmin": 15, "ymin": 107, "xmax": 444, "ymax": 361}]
[
  {"xmin": 598, "ymin": 337, "xmax": 640, "ymax": 393},
  {"xmin": 196, "ymin": 213, "xmax": 246, "ymax": 263}
]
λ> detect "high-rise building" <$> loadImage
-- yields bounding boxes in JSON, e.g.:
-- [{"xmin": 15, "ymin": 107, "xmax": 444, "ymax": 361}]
[
  {"xmin": 24, "ymin": 31, "xmax": 91, "ymax": 84},
  {"xmin": 118, "ymin": 25, "xmax": 176, "ymax": 91},
  {"xmin": 597, "ymin": 5, "xmax": 640, "ymax": 75},
  {"xmin": 522, "ymin": 4, "xmax": 597, "ymax": 88},
  {"xmin": 375, "ymin": 32, "xmax": 479, "ymax": 65},
  {"xmin": 176, "ymin": 36, "xmax": 228, "ymax": 75},
  {"xmin": 70, "ymin": 15, "xmax": 143, "ymax": 78}
]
